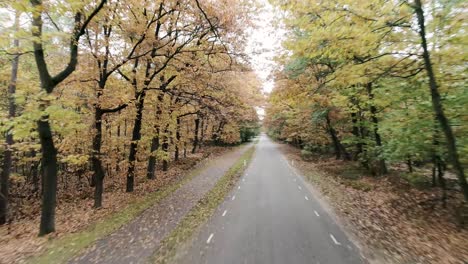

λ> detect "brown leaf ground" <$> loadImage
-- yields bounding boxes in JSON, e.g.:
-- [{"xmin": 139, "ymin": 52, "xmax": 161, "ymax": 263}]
[
  {"xmin": 279, "ymin": 143, "xmax": 468, "ymax": 264},
  {"xmin": 0, "ymin": 146, "xmax": 227, "ymax": 264}
]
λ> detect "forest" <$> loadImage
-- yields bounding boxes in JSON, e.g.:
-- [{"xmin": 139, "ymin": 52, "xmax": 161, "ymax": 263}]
[
  {"xmin": 265, "ymin": 0, "xmax": 467, "ymax": 203},
  {"xmin": 0, "ymin": 0, "xmax": 261, "ymax": 239},
  {"xmin": 1, "ymin": 0, "xmax": 467, "ymax": 263}
]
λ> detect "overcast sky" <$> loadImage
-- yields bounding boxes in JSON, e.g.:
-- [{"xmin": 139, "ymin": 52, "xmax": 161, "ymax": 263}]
[
  {"xmin": 245, "ymin": 0, "xmax": 285, "ymax": 94},
  {"xmin": 244, "ymin": 0, "xmax": 285, "ymax": 119}
]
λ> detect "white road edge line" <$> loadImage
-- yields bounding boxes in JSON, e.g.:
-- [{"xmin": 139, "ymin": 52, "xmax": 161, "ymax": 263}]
[
  {"xmin": 232, "ymin": 195, "xmax": 236, "ymax": 201},
  {"xmin": 314, "ymin": 210, "xmax": 320, "ymax": 217},
  {"xmin": 222, "ymin": 210, "xmax": 227, "ymax": 216},
  {"xmin": 305, "ymin": 196, "xmax": 309, "ymax": 200},
  {"xmin": 330, "ymin": 234, "xmax": 341, "ymax": 245},
  {"xmin": 207, "ymin": 233, "xmax": 214, "ymax": 244}
]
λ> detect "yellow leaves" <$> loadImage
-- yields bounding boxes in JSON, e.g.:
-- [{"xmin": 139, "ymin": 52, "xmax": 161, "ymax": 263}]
[{"xmin": 61, "ymin": 154, "xmax": 89, "ymax": 166}]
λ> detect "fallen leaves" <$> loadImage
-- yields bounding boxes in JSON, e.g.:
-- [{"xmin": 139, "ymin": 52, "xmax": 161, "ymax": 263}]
[{"xmin": 0, "ymin": 146, "xmax": 227, "ymax": 264}]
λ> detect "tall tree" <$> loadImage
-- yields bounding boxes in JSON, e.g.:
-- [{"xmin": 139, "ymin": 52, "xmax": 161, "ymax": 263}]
[
  {"xmin": 0, "ymin": 11, "xmax": 20, "ymax": 225},
  {"xmin": 29, "ymin": 0, "xmax": 106, "ymax": 235},
  {"xmin": 410, "ymin": 0, "xmax": 468, "ymax": 200}
]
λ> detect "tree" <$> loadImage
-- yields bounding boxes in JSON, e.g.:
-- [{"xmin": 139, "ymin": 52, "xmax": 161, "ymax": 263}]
[
  {"xmin": 29, "ymin": 0, "xmax": 106, "ymax": 235},
  {"xmin": 0, "ymin": 11, "xmax": 20, "ymax": 225}
]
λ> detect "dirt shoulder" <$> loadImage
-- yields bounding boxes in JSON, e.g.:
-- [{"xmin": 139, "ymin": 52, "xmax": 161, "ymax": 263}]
[{"xmin": 279, "ymin": 143, "xmax": 468, "ymax": 264}]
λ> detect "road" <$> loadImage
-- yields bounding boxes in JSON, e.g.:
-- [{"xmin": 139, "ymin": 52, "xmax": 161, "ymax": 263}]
[{"xmin": 178, "ymin": 134, "xmax": 364, "ymax": 264}]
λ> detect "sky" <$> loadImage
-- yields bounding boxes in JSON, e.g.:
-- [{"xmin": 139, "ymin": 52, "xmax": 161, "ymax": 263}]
[{"xmin": 244, "ymin": 0, "xmax": 285, "ymax": 119}]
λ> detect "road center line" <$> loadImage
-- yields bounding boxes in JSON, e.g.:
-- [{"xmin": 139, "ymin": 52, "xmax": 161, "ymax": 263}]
[
  {"xmin": 314, "ymin": 210, "xmax": 320, "ymax": 217},
  {"xmin": 232, "ymin": 195, "xmax": 236, "ymax": 201},
  {"xmin": 222, "ymin": 210, "xmax": 227, "ymax": 216},
  {"xmin": 206, "ymin": 233, "xmax": 214, "ymax": 244},
  {"xmin": 305, "ymin": 196, "xmax": 309, "ymax": 200},
  {"xmin": 330, "ymin": 234, "xmax": 341, "ymax": 245}
]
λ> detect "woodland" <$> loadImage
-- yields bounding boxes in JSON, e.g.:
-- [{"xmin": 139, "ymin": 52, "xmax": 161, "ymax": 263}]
[
  {"xmin": 0, "ymin": 0, "xmax": 261, "ymax": 239},
  {"xmin": 265, "ymin": 0, "xmax": 467, "ymax": 205},
  {"xmin": 264, "ymin": 1, "xmax": 467, "ymax": 261},
  {"xmin": 1, "ymin": 0, "xmax": 467, "ymax": 262}
]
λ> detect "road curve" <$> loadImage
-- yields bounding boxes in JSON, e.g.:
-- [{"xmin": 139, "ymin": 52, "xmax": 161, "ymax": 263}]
[{"xmin": 178, "ymin": 134, "xmax": 364, "ymax": 264}]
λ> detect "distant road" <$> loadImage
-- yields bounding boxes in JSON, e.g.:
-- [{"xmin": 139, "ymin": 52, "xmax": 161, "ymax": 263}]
[{"xmin": 179, "ymin": 134, "xmax": 364, "ymax": 264}]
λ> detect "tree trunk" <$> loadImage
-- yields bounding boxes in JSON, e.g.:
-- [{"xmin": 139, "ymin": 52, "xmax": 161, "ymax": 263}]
[
  {"xmin": 413, "ymin": 0, "xmax": 468, "ymax": 201},
  {"xmin": 325, "ymin": 112, "xmax": 350, "ymax": 161},
  {"xmin": 366, "ymin": 83, "xmax": 387, "ymax": 175},
  {"xmin": 147, "ymin": 132, "xmax": 160, "ymax": 179},
  {"xmin": 92, "ymin": 109, "xmax": 105, "ymax": 208},
  {"xmin": 38, "ymin": 116, "xmax": 58, "ymax": 236},
  {"xmin": 175, "ymin": 118, "xmax": 181, "ymax": 160},
  {"xmin": 326, "ymin": 114, "xmax": 341, "ymax": 159},
  {"xmin": 407, "ymin": 159, "xmax": 413, "ymax": 173},
  {"xmin": 351, "ymin": 112, "xmax": 363, "ymax": 160},
  {"xmin": 162, "ymin": 144, "xmax": 169, "ymax": 171},
  {"xmin": 126, "ymin": 91, "xmax": 146, "ymax": 192},
  {"xmin": 200, "ymin": 117, "xmax": 206, "ymax": 148},
  {"xmin": 0, "ymin": 12, "xmax": 20, "ymax": 224},
  {"xmin": 192, "ymin": 117, "xmax": 200, "ymax": 153}
]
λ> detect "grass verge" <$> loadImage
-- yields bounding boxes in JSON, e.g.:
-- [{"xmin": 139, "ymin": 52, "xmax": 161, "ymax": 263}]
[
  {"xmin": 151, "ymin": 145, "xmax": 256, "ymax": 264},
  {"xmin": 27, "ymin": 157, "xmax": 217, "ymax": 264}
]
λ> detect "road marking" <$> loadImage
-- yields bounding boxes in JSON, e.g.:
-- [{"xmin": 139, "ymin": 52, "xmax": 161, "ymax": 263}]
[
  {"xmin": 222, "ymin": 210, "xmax": 227, "ymax": 216},
  {"xmin": 238, "ymin": 186, "xmax": 241, "ymax": 189},
  {"xmin": 206, "ymin": 233, "xmax": 214, "ymax": 244},
  {"xmin": 232, "ymin": 195, "xmax": 236, "ymax": 200},
  {"xmin": 305, "ymin": 196, "xmax": 309, "ymax": 200},
  {"xmin": 314, "ymin": 210, "xmax": 320, "ymax": 217},
  {"xmin": 242, "ymin": 178, "xmax": 245, "ymax": 182},
  {"xmin": 298, "ymin": 186, "xmax": 302, "ymax": 190},
  {"xmin": 330, "ymin": 234, "xmax": 341, "ymax": 245}
]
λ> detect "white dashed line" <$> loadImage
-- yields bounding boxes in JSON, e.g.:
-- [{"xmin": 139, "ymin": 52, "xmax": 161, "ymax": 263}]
[
  {"xmin": 314, "ymin": 210, "xmax": 320, "ymax": 217},
  {"xmin": 238, "ymin": 186, "xmax": 240, "ymax": 189},
  {"xmin": 242, "ymin": 179, "xmax": 245, "ymax": 182},
  {"xmin": 305, "ymin": 196, "xmax": 309, "ymax": 200},
  {"xmin": 232, "ymin": 195, "xmax": 236, "ymax": 201},
  {"xmin": 330, "ymin": 234, "xmax": 341, "ymax": 245},
  {"xmin": 206, "ymin": 233, "xmax": 214, "ymax": 244},
  {"xmin": 298, "ymin": 186, "xmax": 302, "ymax": 190},
  {"xmin": 222, "ymin": 210, "xmax": 227, "ymax": 216}
]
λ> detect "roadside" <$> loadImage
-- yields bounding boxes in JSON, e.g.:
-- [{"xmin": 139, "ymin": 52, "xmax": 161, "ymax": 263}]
[
  {"xmin": 65, "ymin": 142, "xmax": 253, "ymax": 264},
  {"xmin": 0, "ymin": 145, "xmax": 233, "ymax": 264},
  {"xmin": 279, "ymin": 143, "xmax": 468, "ymax": 264}
]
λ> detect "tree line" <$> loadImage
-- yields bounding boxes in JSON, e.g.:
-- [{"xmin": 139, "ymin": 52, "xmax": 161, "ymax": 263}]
[
  {"xmin": 265, "ymin": 0, "xmax": 467, "ymax": 201},
  {"xmin": 0, "ymin": 0, "xmax": 261, "ymax": 235}
]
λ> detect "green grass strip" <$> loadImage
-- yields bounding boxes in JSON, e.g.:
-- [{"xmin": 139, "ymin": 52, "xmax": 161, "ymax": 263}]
[
  {"xmin": 152, "ymin": 145, "xmax": 256, "ymax": 264},
  {"xmin": 27, "ymin": 158, "xmax": 216, "ymax": 264}
]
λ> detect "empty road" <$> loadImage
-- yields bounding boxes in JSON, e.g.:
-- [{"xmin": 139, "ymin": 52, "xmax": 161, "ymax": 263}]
[{"xmin": 178, "ymin": 134, "xmax": 364, "ymax": 264}]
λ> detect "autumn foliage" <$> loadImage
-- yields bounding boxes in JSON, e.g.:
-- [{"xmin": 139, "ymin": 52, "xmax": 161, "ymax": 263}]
[
  {"xmin": 265, "ymin": 0, "xmax": 467, "ymax": 202},
  {"xmin": 0, "ymin": 0, "xmax": 261, "ymax": 235}
]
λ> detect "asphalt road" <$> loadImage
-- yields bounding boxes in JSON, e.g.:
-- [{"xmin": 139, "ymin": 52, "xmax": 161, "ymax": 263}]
[{"xmin": 178, "ymin": 134, "xmax": 365, "ymax": 264}]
